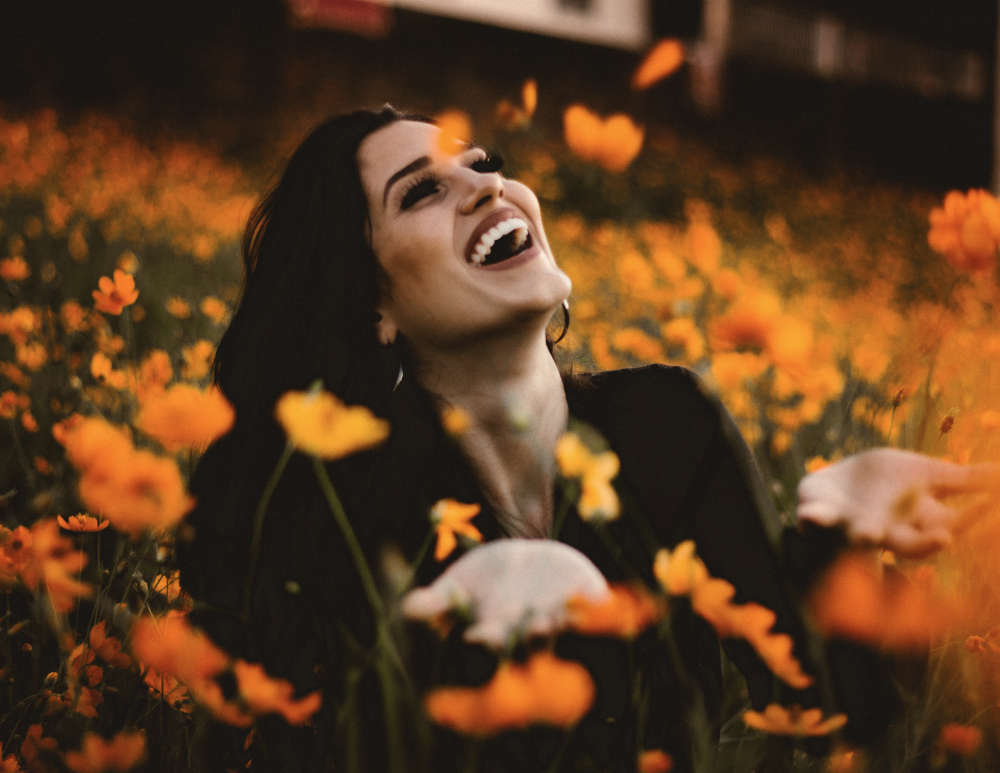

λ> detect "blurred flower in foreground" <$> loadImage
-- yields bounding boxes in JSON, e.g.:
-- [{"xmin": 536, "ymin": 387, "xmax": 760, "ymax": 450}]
[
  {"xmin": 0, "ymin": 256, "xmax": 30, "ymax": 281},
  {"xmin": 136, "ymin": 383, "xmax": 235, "ymax": 452},
  {"xmin": 229, "ymin": 660, "xmax": 322, "ymax": 725},
  {"xmin": 1, "ymin": 519, "xmax": 92, "ymax": 612},
  {"xmin": 928, "ymin": 189, "xmax": 1000, "ymax": 273},
  {"xmin": 58, "ymin": 513, "xmax": 110, "ymax": 532},
  {"xmin": 199, "ymin": 295, "xmax": 228, "ymax": 324},
  {"xmin": 568, "ymin": 583, "xmax": 665, "ymax": 638},
  {"xmin": 425, "ymin": 651, "xmax": 593, "ymax": 736},
  {"xmin": 92, "ymin": 270, "xmax": 138, "ymax": 315},
  {"xmin": 654, "ymin": 541, "xmax": 812, "ymax": 687},
  {"xmin": 743, "ymin": 704, "xmax": 847, "ymax": 736},
  {"xmin": 638, "ymin": 749, "xmax": 674, "ymax": 773},
  {"xmin": 555, "ymin": 431, "xmax": 620, "ymax": 521},
  {"xmin": 275, "ymin": 388, "xmax": 389, "ymax": 459},
  {"xmin": 64, "ymin": 730, "xmax": 146, "ymax": 773},
  {"xmin": 433, "ymin": 109, "xmax": 472, "ymax": 156},
  {"xmin": 563, "ymin": 105, "xmax": 644, "ymax": 172},
  {"xmin": 430, "ymin": 498, "xmax": 483, "ymax": 560},
  {"xmin": 441, "ymin": 405, "xmax": 471, "ymax": 435},
  {"xmin": 810, "ymin": 553, "xmax": 963, "ymax": 650},
  {"xmin": 632, "ymin": 39, "xmax": 685, "ymax": 90},
  {"xmin": 402, "ymin": 539, "xmax": 608, "ymax": 648}
]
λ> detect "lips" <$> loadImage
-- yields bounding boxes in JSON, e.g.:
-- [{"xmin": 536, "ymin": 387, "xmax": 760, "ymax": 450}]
[{"xmin": 464, "ymin": 207, "xmax": 530, "ymax": 264}]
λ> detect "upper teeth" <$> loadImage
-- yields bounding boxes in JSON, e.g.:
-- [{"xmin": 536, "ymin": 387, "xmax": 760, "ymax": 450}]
[{"xmin": 470, "ymin": 218, "xmax": 529, "ymax": 265}]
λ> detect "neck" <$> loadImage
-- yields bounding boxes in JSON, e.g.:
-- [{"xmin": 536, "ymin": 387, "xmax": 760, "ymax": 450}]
[{"xmin": 411, "ymin": 327, "xmax": 568, "ymax": 537}]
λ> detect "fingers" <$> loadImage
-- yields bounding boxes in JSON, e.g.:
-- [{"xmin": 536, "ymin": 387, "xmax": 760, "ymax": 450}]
[
  {"xmin": 929, "ymin": 460, "xmax": 1000, "ymax": 497},
  {"xmin": 887, "ymin": 521, "xmax": 951, "ymax": 558}
]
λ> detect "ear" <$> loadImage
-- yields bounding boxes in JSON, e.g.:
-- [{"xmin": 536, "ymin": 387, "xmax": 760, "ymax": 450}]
[{"xmin": 374, "ymin": 308, "xmax": 398, "ymax": 347}]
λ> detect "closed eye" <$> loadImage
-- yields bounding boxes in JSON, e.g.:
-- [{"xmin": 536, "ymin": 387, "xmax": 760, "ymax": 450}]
[{"xmin": 400, "ymin": 175, "xmax": 442, "ymax": 210}]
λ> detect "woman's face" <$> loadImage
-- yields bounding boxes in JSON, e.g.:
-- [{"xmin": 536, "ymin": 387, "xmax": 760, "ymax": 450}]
[{"xmin": 358, "ymin": 120, "xmax": 571, "ymax": 351}]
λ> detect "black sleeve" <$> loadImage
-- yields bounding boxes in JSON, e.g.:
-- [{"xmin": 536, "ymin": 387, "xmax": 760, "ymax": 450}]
[{"xmin": 602, "ymin": 365, "xmax": 897, "ymax": 744}]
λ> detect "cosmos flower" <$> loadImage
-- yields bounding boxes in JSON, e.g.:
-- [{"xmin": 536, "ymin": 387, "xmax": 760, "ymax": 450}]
[
  {"xmin": 743, "ymin": 704, "xmax": 847, "ymax": 736},
  {"xmin": 430, "ymin": 499, "xmax": 483, "ymax": 561},
  {"xmin": 92, "ymin": 270, "xmax": 138, "ymax": 315},
  {"xmin": 275, "ymin": 387, "xmax": 389, "ymax": 460}
]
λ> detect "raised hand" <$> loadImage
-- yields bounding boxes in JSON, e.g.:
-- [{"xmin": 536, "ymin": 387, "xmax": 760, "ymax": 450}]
[{"xmin": 797, "ymin": 448, "xmax": 997, "ymax": 557}]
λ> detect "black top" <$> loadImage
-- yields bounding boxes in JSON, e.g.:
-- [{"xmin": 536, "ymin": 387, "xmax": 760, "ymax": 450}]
[{"xmin": 178, "ymin": 364, "xmax": 894, "ymax": 772}]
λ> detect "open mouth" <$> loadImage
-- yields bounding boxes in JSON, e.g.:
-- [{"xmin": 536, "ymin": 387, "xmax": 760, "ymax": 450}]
[{"xmin": 468, "ymin": 217, "xmax": 534, "ymax": 267}]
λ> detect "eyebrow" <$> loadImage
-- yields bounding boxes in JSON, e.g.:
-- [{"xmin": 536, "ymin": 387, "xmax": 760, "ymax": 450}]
[{"xmin": 382, "ymin": 155, "xmax": 431, "ymax": 207}]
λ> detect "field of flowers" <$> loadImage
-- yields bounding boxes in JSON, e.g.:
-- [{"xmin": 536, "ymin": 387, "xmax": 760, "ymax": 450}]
[{"xmin": 2, "ymin": 49, "xmax": 1000, "ymax": 771}]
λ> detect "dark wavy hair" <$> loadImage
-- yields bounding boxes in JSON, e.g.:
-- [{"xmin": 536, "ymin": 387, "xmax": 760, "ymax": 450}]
[{"xmin": 177, "ymin": 106, "xmax": 448, "ymax": 771}]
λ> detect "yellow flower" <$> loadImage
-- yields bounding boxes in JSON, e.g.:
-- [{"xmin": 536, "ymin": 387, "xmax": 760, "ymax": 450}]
[
  {"xmin": 275, "ymin": 388, "xmax": 389, "ymax": 459},
  {"xmin": 653, "ymin": 540, "xmax": 708, "ymax": 595},
  {"xmin": 743, "ymin": 704, "xmax": 847, "ymax": 736},
  {"xmin": 430, "ymin": 499, "xmax": 483, "ymax": 560},
  {"xmin": 555, "ymin": 432, "xmax": 621, "ymax": 521}
]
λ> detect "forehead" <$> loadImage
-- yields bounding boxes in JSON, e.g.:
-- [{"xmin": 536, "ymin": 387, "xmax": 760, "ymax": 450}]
[{"xmin": 358, "ymin": 120, "xmax": 441, "ymax": 202}]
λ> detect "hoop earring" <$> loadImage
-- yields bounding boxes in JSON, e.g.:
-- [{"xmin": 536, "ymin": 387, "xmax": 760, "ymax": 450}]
[
  {"xmin": 393, "ymin": 362, "xmax": 404, "ymax": 392},
  {"xmin": 552, "ymin": 299, "xmax": 570, "ymax": 345}
]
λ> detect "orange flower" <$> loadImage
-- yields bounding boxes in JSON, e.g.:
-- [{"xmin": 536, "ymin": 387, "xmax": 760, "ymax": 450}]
[
  {"xmin": 743, "ymin": 704, "xmax": 847, "ymax": 736},
  {"xmin": 58, "ymin": 513, "xmax": 110, "ymax": 532},
  {"xmin": 496, "ymin": 78, "xmax": 538, "ymax": 128},
  {"xmin": 810, "ymin": 553, "xmax": 963, "ymax": 650},
  {"xmin": 275, "ymin": 388, "xmax": 390, "ymax": 459},
  {"xmin": 136, "ymin": 383, "xmax": 234, "ymax": 452},
  {"xmin": 60, "ymin": 300, "xmax": 89, "ymax": 333},
  {"xmin": 64, "ymin": 730, "xmax": 146, "ymax": 772},
  {"xmin": 137, "ymin": 349, "xmax": 173, "ymax": 398},
  {"xmin": 130, "ymin": 612, "xmax": 228, "ymax": 685},
  {"xmin": 4, "ymin": 519, "xmax": 91, "ymax": 613},
  {"xmin": 441, "ymin": 405, "xmax": 471, "ymax": 435},
  {"xmin": 90, "ymin": 352, "xmax": 127, "ymax": 389},
  {"xmin": 164, "ymin": 296, "xmax": 191, "ymax": 318},
  {"xmin": 16, "ymin": 342, "xmax": 47, "ymax": 371},
  {"xmin": 143, "ymin": 667, "xmax": 192, "ymax": 712},
  {"xmin": 181, "ymin": 339, "xmax": 215, "ymax": 380},
  {"xmin": 0, "ymin": 256, "xmax": 30, "ymax": 281},
  {"xmin": 632, "ymin": 39, "xmax": 685, "ymax": 89},
  {"xmin": 638, "ymin": 749, "xmax": 674, "ymax": 773},
  {"xmin": 199, "ymin": 295, "xmax": 228, "ymax": 324},
  {"xmin": 232, "ymin": 660, "xmax": 322, "ymax": 725},
  {"xmin": 89, "ymin": 622, "xmax": 132, "ymax": 668},
  {"xmin": 425, "ymin": 651, "xmax": 594, "ymax": 736},
  {"xmin": 151, "ymin": 571, "xmax": 181, "ymax": 604},
  {"xmin": 78, "ymin": 447, "xmax": 193, "ymax": 537},
  {"xmin": 20, "ymin": 723, "xmax": 57, "ymax": 765},
  {"xmin": 568, "ymin": 583, "xmax": 665, "ymax": 638},
  {"xmin": 0, "ymin": 742, "xmax": 19, "ymax": 773},
  {"xmin": 58, "ymin": 415, "xmax": 133, "ymax": 473},
  {"xmin": 928, "ymin": 189, "xmax": 1000, "ymax": 273},
  {"xmin": 430, "ymin": 499, "xmax": 483, "ymax": 560},
  {"xmin": 939, "ymin": 723, "xmax": 982, "ymax": 756},
  {"xmin": 92, "ymin": 270, "xmax": 138, "ymax": 315},
  {"xmin": 563, "ymin": 105, "xmax": 644, "ymax": 172}
]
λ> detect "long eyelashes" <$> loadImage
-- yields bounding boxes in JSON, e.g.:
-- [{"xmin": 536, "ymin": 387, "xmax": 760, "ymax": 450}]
[{"xmin": 398, "ymin": 152, "xmax": 504, "ymax": 211}]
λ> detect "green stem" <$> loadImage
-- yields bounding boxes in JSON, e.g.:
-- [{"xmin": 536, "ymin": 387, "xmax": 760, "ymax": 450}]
[
  {"xmin": 549, "ymin": 479, "xmax": 577, "ymax": 540},
  {"xmin": 375, "ymin": 652, "xmax": 403, "ymax": 773},
  {"xmin": 463, "ymin": 740, "xmax": 479, "ymax": 773},
  {"xmin": 396, "ymin": 527, "xmax": 435, "ymax": 598},
  {"xmin": 311, "ymin": 458, "xmax": 385, "ymax": 620},
  {"xmin": 243, "ymin": 443, "xmax": 293, "ymax": 618}
]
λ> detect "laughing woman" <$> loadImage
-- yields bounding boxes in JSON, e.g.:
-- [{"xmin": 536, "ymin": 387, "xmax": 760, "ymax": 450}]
[{"xmin": 177, "ymin": 106, "xmax": 984, "ymax": 772}]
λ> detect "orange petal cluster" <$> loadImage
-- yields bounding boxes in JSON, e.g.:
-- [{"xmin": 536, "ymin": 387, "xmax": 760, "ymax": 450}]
[
  {"xmin": 276, "ymin": 387, "xmax": 390, "ymax": 460},
  {"xmin": 654, "ymin": 541, "xmax": 812, "ymax": 688},
  {"xmin": 57, "ymin": 513, "xmax": 111, "ymax": 532},
  {"xmin": 496, "ymin": 78, "xmax": 538, "ymax": 129},
  {"xmin": 430, "ymin": 498, "xmax": 483, "ymax": 560},
  {"xmin": 743, "ymin": 704, "xmax": 847, "ymax": 736},
  {"xmin": 425, "ymin": 651, "xmax": 593, "ymax": 736},
  {"xmin": 928, "ymin": 189, "xmax": 1000, "ymax": 273},
  {"xmin": 433, "ymin": 109, "xmax": 473, "ymax": 156},
  {"xmin": 0, "ymin": 256, "xmax": 30, "ymax": 280},
  {"xmin": 810, "ymin": 553, "xmax": 964, "ymax": 651},
  {"xmin": 638, "ymin": 749, "xmax": 674, "ymax": 773},
  {"xmin": 130, "ymin": 612, "xmax": 320, "ymax": 727},
  {"xmin": 64, "ymin": 730, "xmax": 146, "ymax": 772},
  {"xmin": 563, "ymin": 105, "xmax": 644, "ymax": 172},
  {"xmin": 632, "ymin": 39, "xmax": 685, "ymax": 90},
  {"xmin": 567, "ymin": 583, "xmax": 665, "ymax": 638},
  {"xmin": 136, "ymin": 383, "xmax": 234, "ymax": 452},
  {"xmin": 0, "ymin": 519, "xmax": 91, "ymax": 612},
  {"xmin": 92, "ymin": 269, "xmax": 139, "ymax": 315},
  {"xmin": 939, "ymin": 723, "xmax": 982, "ymax": 756},
  {"xmin": 58, "ymin": 415, "xmax": 193, "ymax": 537}
]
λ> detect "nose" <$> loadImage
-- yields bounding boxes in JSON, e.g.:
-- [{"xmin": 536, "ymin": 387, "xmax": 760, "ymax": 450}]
[{"xmin": 459, "ymin": 169, "xmax": 504, "ymax": 214}]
